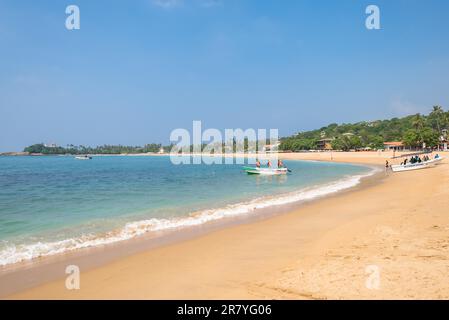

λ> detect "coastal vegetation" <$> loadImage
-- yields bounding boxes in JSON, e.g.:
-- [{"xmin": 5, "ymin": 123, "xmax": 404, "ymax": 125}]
[
  {"xmin": 23, "ymin": 143, "xmax": 166, "ymax": 155},
  {"xmin": 20, "ymin": 106, "xmax": 448, "ymax": 155},
  {"xmin": 280, "ymin": 106, "xmax": 448, "ymax": 151}
]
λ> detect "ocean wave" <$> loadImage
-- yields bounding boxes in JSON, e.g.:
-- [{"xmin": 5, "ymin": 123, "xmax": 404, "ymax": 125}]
[{"xmin": 0, "ymin": 167, "xmax": 379, "ymax": 266}]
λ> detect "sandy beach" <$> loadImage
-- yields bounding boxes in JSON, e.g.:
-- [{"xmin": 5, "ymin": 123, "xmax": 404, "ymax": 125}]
[{"xmin": 4, "ymin": 151, "xmax": 449, "ymax": 299}]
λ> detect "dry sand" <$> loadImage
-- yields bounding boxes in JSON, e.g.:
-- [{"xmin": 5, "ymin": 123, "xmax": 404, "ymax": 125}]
[{"xmin": 6, "ymin": 151, "xmax": 449, "ymax": 299}]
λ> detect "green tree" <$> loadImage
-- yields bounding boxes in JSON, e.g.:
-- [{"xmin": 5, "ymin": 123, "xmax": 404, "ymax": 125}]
[
  {"xmin": 403, "ymin": 129, "xmax": 420, "ymax": 148},
  {"xmin": 421, "ymin": 127, "xmax": 440, "ymax": 148},
  {"xmin": 332, "ymin": 136, "xmax": 362, "ymax": 151},
  {"xmin": 24, "ymin": 143, "xmax": 46, "ymax": 153},
  {"xmin": 429, "ymin": 105, "xmax": 444, "ymax": 133},
  {"xmin": 412, "ymin": 113, "xmax": 424, "ymax": 131}
]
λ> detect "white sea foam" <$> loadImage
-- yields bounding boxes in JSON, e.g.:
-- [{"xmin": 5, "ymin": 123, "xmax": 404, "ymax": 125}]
[{"xmin": 0, "ymin": 167, "xmax": 379, "ymax": 266}]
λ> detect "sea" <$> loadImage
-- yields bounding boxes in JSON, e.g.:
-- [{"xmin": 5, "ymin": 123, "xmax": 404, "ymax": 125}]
[{"xmin": 0, "ymin": 155, "xmax": 376, "ymax": 266}]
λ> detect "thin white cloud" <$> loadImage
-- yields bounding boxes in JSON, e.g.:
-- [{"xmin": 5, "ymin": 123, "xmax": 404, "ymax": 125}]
[
  {"xmin": 151, "ymin": 0, "xmax": 222, "ymax": 9},
  {"xmin": 198, "ymin": 0, "xmax": 223, "ymax": 8},
  {"xmin": 151, "ymin": 0, "xmax": 183, "ymax": 9}
]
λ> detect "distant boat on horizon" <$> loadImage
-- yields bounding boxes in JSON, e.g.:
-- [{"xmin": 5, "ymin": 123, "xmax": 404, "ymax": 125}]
[{"xmin": 75, "ymin": 155, "xmax": 92, "ymax": 160}]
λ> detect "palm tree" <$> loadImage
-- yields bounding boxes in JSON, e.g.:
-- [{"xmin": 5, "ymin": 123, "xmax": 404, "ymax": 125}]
[
  {"xmin": 430, "ymin": 105, "xmax": 444, "ymax": 133},
  {"xmin": 444, "ymin": 110, "xmax": 449, "ymax": 124},
  {"xmin": 412, "ymin": 113, "xmax": 424, "ymax": 131},
  {"xmin": 411, "ymin": 113, "xmax": 426, "ymax": 148}
]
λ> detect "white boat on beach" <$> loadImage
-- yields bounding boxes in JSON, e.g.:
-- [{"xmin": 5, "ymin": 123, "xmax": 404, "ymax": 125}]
[
  {"xmin": 391, "ymin": 154, "xmax": 443, "ymax": 172},
  {"xmin": 75, "ymin": 155, "xmax": 92, "ymax": 160},
  {"xmin": 391, "ymin": 162, "xmax": 431, "ymax": 172}
]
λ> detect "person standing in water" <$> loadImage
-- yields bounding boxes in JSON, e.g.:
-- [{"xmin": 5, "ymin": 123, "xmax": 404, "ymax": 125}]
[{"xmin": 277, "ymin": 159, "xmax": 284, "ymax": 168}]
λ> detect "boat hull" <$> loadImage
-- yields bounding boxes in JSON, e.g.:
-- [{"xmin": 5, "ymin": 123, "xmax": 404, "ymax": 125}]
[
  {"xmin": 242, "ymin": 166, "xmax": 288, "ymax": 175},
  {"xmin": 391, "ymin": 163, "xmax": 430, "ymax": 172},
  {"xmin": 424, "ymin": 157, "xmax": 444, "ymax": 165},
  {"xmin": 391, "ymin": 157, "xmax": 444, "ymax": 172}
]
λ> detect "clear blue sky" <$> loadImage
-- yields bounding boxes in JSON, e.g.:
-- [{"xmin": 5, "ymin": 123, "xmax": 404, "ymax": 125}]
[{"xmin": 1, "ymin": 0, "xmax": 448, "ymax": 151}]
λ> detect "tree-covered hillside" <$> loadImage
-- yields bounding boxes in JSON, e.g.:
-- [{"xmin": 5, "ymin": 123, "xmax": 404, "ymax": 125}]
[
  {"xmin": 22, "ymin": 106, "xmax": 448, "ymax": 154},
  {"xmin": 23, "ymin": 143, "xmax": 166, "ymax": 155},
  {"xmin": 280, "ymin": 106, "xmax": 448, "ymax": 151}
]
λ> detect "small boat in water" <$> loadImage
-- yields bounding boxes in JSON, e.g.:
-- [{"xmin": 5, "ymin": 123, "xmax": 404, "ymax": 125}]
[
  {"xmin": 75, "ymin": 155, "xmax": 92, "ymax": 160},
  {"xmin": 242, "ymin": 166, "xmax": 289, "ymax": 175}
]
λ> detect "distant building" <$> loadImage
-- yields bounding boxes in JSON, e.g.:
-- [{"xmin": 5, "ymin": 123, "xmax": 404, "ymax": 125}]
[
  {"xmin": 44, "ymin": 143, "xmax": 58, "ymax": 148},
  {"xmin": 383, "ymin": 141, "xmax": 405, "ymax": 151},
  {"xmin": 263, "ymin": 141, "xmax": 281, "ymax": 153},
  {"xmin": 316, "ymin": 138, "xmax": 334, "ymax": 150},
  {"xmin": 158, "ymin": 147, "xmax": 165, "ymax": 154}
]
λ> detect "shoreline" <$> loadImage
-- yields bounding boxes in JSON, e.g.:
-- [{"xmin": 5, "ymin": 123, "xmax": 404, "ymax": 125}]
[
  {"xmin": 0, "ymin": 159, "xmax": 376, "ymax": 268},
  {"xmin": 1, "ymin": 149, "xmax": 444, "ymax": 158},
  {"xmin": 0, "ymin": 158, "xmax": 379, "ymax": 296},
  {"xmin": 3, "ymin": 151, "xmax": 449, "ymax": 299}
]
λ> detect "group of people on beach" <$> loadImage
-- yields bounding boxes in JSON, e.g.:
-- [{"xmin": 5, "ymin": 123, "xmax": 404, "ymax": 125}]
[
  {"xmin": 255, "ymin": 159, "xmax": 284, "ymax": 168},
  {"xmin": 400, "ymin": 153, "xmax": 440, "ymax": 166},
  {"xmin": 386, "ymin": 153, "xmax": 441, "ymax": 170}
]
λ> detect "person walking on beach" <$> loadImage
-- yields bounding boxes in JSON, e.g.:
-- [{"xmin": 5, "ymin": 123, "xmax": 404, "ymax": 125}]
[{"xmin": 385, "ymin": 160, "xmax": 389, "ymax": 171}]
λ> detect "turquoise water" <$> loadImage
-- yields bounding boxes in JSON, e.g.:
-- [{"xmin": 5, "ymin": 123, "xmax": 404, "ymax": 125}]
[{"xmin": 0, "ymin": 155, "xmax": 372, "ymax": 265}]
